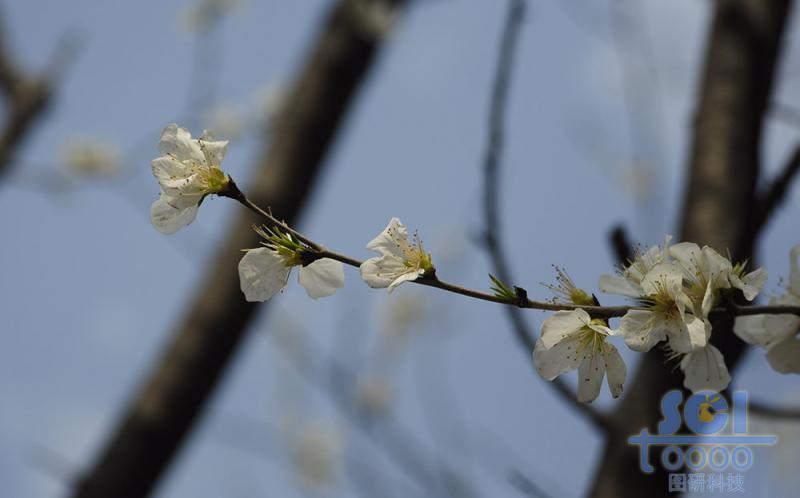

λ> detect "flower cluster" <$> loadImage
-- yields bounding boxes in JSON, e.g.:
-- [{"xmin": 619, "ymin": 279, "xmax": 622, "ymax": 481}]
[
  {"xmin": 147, "ymin": 124, "xmax": 799, "ymax": 406},
  {"xmin": 535, "ymin": 237, "xmax": 767, "ymax": 402},
  {"xmin": 734, "ymin": 245, "xmax": 800, "ymax": 373}
]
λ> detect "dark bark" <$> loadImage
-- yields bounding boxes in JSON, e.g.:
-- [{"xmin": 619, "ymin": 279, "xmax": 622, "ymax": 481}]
[
  {"xmin": 72, "ymin": 2, "xmax": 405, "ymax": 497},
  {"xmin": 589, "ymin": 1, "xmax": 793, "ymax": 497}
]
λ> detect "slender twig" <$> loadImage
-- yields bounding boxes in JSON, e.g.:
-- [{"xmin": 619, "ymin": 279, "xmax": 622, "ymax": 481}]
[
  {"xmin": 225, "ymin": 184, "xmax": 800, "ymax": 321},
  {"xmin": 476, "ymin": 0, "xmax": 613, "ymax": 431},
  {"xmin": 752, "ymin": 143, "xmax": 800, "ymax": 236}
]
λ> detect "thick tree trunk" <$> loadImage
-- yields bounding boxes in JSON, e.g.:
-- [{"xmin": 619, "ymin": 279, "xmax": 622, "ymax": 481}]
[
  {"xmin": 72, "ymin": 2, "xmax": 404, "ymax": 497},
  {"xmin": 589, "ymin": 1, "xmax": 793, "ymax": 497}
]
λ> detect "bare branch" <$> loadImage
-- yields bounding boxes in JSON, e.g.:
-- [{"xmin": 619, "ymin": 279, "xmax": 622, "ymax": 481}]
[
  {"xmin": 751, "ymin": 142, "xmax": 800, "ymax": 236},
  {"xmin": 475, "ymin": 0, "xmax": 612, "ymax": 431},
  {"xmin": 0, "ymin": 11, "xmax": 64, "ymax": 183},
  {"xmin": 71, "ymin": 2, "xmax": 408, "ymax": 497},
  {"xmin": 590, "ymin": 1, "xmax": 794, "ymax": 496}
]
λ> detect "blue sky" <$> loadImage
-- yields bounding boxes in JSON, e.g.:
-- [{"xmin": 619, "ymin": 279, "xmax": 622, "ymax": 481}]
[{"xmin": 1, "ymin": 1, "xmax": 800, "ymax": 496}]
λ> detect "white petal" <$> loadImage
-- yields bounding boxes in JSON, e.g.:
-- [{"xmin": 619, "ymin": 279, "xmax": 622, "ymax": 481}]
[
  {"xmin": 700, "ymin": 246, "xmax": 732, "ymax": 288},
  {"xmin": 387, "ymin": 270, "xmax": 421, "ymax": 292},
  {"xmin": 670, "ymin": 242, "xmax": 701, "ymax": 271},
  {"xmin": 151, "ymin": 155, "xmax": 191, "ymax": 187},
  {"xmin": 577, "ymin": 353, "xmax": 606, "ymax": 403},
  {"xmin": 603, "ymin": 344, "xmax": 626, "ymax": 399},
  {"xmin": 598, "ymin": 274, "xmax": 642, "ymax": 298},
  {"xmin": 158, "ymin": 124, "xmax": 205, "ymax": 163},
  {"xmin": 733, "ymin": 315, "xmax": 769, "ymax": 346},
  {"xmin": 533, "ymin": 337, "xmax": 583, "ymax": 380},
  {"xmin": 667, "ymin": 314, "xmax": 709, "ymax": 354},
  {"xmin": 790, "ymin": 245, "xmax": 800, "ymax": 295},
  {"xmin": 198, "ymin": 130, "xmax": 228, "ymax": 166},
  {"xmin": 680, "ymin": 344, "xmax": 730, "ymax": 392},
  {"xmin": 366, "ymin": 217, "xmax": 411, "ymax": 258},
  {"xmin": 620, "ymin": 310, "xmax": 664, "ymax": 352},
  {"xmin": 298, "ymin": 258, "xmax": 345, "ymax": 299},
  {"xmin": 539, "ymin": 310, "xmax": 589, "ymax": 349},
  {"xmin": 238, "ymin": 248, "xmax": 291, "ymax": 302},
  {"xmin": 150, "ymin": 197, "xmax": 198, "ymax": 234},
  {"xmin": 762, "ymin": 313, "xmax": 800, "ymax": 346},
  {"xmin": 730, "ymin": 267, "xmax": 767, "ymax": 301},
  {"xmin": 765, "ymin": 335, "xmax": 800, "ymax": 374},
  {"xmin": 359, "ymin": 255, "xmax": 406, "ymax": 289},
  {"xmin": 640, "ymin": 262, "xmax": 683, "ymax": 296}
]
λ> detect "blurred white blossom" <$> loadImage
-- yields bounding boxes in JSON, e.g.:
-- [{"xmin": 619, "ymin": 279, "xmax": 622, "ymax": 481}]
[
  {"xmin": 354, "ymin": 375, "xmax": 393, "ymax": 416},
  {"xmin": 205, "ymin": 103, "xmax": 243, "ymax": 140},
  {"xmin": 291, "ymin": 420, "xmax": 343, "ymax": 489},
  {"xmin": 62, "ymin": 138, "xmax": 122, "ymax": 177},
  {"xmin": 181, "ymin": 0, "xmax": 240, "ymax": 33}
]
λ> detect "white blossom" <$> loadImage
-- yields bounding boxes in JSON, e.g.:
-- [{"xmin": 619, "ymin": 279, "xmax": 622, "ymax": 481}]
[
  {"xmin": 599, "ymin": 235, "xmax": 672, "ymax": 298},
  {"xmin": 730, "ymin": 264, "xmax": 768, "ymax": 301},
  {"xmin": 679, "ymin": 344, "xmax": 731, "ymax": 392},
  {"xmin": 360, "ymin": 218, "xmax": 434, "ymax": 292},
  {"xmin": 533, "ymin": 309, "xmax": 626, "ymax": 403},
  {"xmin": 238, "ymin": 226, "xmax": 344, "ymax": 302},
  {"xmin": 617, "ymin": 262, "xmax": 709, "ymax": 353},
  {"xmin": 150, "ymin": 124, "xmax": 230, "ymax": 234},
  {"xmin": 734, "ymin": 245, "xmax": 800, "ymax": 373},
  {"xmin": 669, "ymin": 242, "xmax": 734, "ymax": 317}
]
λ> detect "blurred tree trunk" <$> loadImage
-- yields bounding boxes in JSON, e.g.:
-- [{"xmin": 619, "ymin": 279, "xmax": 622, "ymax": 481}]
[
  {"xmin": 72, "ymin": 2, "xmax": 404, "ymax": 497},
  {"xmin": 589, "ymin": 1, "xmax": 792, "ymax": 497}
]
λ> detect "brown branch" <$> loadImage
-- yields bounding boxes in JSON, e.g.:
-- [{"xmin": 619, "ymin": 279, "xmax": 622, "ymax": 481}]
[
  {"xmin": 589, "ymin": 1, "xmax": 794, "ymax": 497},
  {"xmin": 71, "ymin": 2, "xmax": 407, "ymax": 497},
  {"xmin": 751, "ymin": 142, "xmax": 800, "ymax": 236},
  {"xmin": 232, "ymin": 186, "xmax": 800, "ymax": 320},
  {"xmin": 0, "ymin": 12, "xmax": 54, "ymax": 183},
  {"xmin": 749, "ymin": 401, "xmax": 800, "ymax": 420},
  {"xmin": 476, "ymin": 0, "xmax": 611, "ymax": 431}
]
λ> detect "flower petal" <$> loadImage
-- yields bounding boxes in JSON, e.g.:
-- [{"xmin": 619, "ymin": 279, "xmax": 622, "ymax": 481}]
[
  {"xmin": 680, "ymin": 344, "xmax": 730, "ymax": 392},
  {"xmin": 765, "ymin": 335, "xmax": 800, "ymax": 374},
  {"xmin": 387, "ymin": 269, "xmax": 421, "ymax": 292},
  {"xmin": 366, "ymin": 217, "xmax": 411, "ymax": 258},
  {"xmin": 199, "ymin": 130, "xmax": 228, "ymax": 166},
  {"xmin": 360, "ymin": 255, "xmax": 407, "ymax": 289},
  {"xmin": 298, "ymin": 258, "xmax": 345, "ymax": 299},
  {"xmin": 539, "ymin": 310, "xmax": 589, "ymax": 349},
  {"xmin": 733, "ymin": 315, "xmax": 769, "ymax": 346},
  {"xmin": 158, "ymin": 124, "xmax": 204, "ymax": 163},
  {"xmin": 598, "ymin": 274, "xmax": 643, "ymax": 298},
  {"xmin": 238, "ymin": 247, "xmax": 290, "ymax": 302},
  {"xmin": 533, "ymin": 336, "xmax": 583, "ymax": 380},
  {"xmin": 150, "ymin": 197, "xmax": 198, "ymax": 234},
  {"xmin": 620, "ymin": 310, "xmax": 664, "ymax": 352},
  {"xmin": 731, "ymin": 267, "xmax": 767, "ymax": 301},
  {"xmin": 602, "ymin": 344, "xmax": 626, "ymax": 399},
  {"xmin": 577, "ymin": 353, "xmax": 606, "ymax": 403}
]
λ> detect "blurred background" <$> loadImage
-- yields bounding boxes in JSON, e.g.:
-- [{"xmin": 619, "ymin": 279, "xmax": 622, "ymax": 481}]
[{"xmin": 1, "ymin": 0, "xmax": 799, "ymax": 496}]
